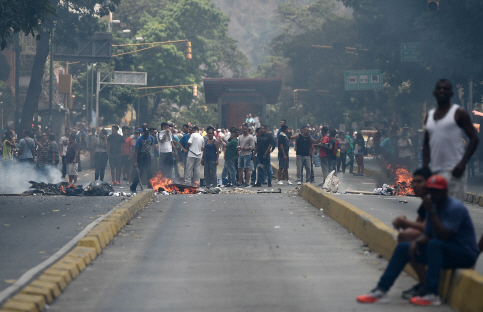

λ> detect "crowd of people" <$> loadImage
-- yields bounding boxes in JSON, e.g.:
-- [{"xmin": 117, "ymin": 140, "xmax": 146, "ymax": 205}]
[{"xmin": 0, "ymin": 79, "xmax": 482, "ymax": 307}]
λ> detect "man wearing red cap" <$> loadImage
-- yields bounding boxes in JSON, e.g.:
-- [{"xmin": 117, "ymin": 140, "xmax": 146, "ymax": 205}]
[
  {"xmin": 423, "ymin": 79, "xmax": 479, "ymax": 201},
  {"xmin": 357, "ymin": 175, "xmax": 479, "ymax": 306}
]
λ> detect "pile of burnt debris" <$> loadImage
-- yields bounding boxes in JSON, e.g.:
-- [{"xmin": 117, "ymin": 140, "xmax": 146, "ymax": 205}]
[{"xmin": 24, "ymin": 181, "xmax": 115, "ymax": 196}]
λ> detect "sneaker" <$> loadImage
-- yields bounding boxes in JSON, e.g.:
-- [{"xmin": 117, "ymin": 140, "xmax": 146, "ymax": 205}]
[
  {"xmin": 116, "ymin": 181, "xmax": 120, "ymax": 185},
  {"xmin": 277, "ymin": 181, "xmax": 284, "ymax": 185},
  {"xmin": 268, "ymin": 182, "xmax": 272, "ymax": 187},
  {"xmin": 287, "ymin": 180, "xmax": 293, "ymax": 185},
  {"xmin": 410, "ymin": 294, "xmax": 441, "ymax": 306},
  {"xmin": 110, "ymin": 181, "xmax": 115, "ymax": 185},
  {"xmin": 357, "ymin": 288, "xmax": 389, "ymax": 304},
  {"xmin": 297, "ymin": 181, "xmax": 302, "ymax": 185},
  {"xmin": 254, "ymin": 183, "xmax": 262, "ymax": 187},
  {"xmin": 402, "ymin": 283, "xmax": 425, "ymax": 299}
]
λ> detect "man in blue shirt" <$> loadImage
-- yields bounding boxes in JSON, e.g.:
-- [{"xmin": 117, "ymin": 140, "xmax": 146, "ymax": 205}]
[
  {"xmin": 358, "ymin": 174, "xmax": 479, "ymax": 306},
  {"xmin": 130, "ymin": 127, "xmax": 154, "ymax": 192}
]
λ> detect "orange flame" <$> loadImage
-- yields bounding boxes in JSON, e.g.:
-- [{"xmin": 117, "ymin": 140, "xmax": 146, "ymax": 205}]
[
  {"xmin": 387, "ymin": 165, "xmax": 414, "ymax": 196},
  {"xmin": 61, "ymin": 184, "xmax": 76, "ymax": 194},
  {"xmin": 149, "ymin": 172, "xmax": 199, "ymax": 194},
  {"xmin": 61, "ymin": 185, "xmax": 66, "ymax": 194}
]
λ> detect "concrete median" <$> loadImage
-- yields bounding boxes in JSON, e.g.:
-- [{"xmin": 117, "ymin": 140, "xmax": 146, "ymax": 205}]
[
  {"xmin": 1, "ymin": 189, "xmax": 155, "ymax": 311},
  {"xmin": 299, "ymin": 183, "xmax": 483, "ymax": 312}
]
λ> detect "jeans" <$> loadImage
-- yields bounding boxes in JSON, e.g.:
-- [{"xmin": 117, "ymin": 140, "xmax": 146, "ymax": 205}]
[
  {"xmin": 320, "ymin": 156, "xmax": 329, "ymax": 181},
  {"xmin": 131, "ymin": 157, "xmax": 152, "ymax": 191},
  {"xmin": 62, "ymin": 156, "xmax": 67, "ymax": 178},
  {"xmin": 377, "ymin": 240, "xmax": 476, "ymax": 295},
  {"xmin": 346, "ymin": 152, "xmax": 354, "ymax": 173},
  {"xmin": 328, "ymin": 159, "xmax": 337, "ymax": 176},
  {"xmin": 310, "ymin": 156, "xmax": 315, "ymax": 182},
  {"xmin": 185, "ymin": 157, "xmax": 201, "ymax": 186},
  {"xmin": 203, "ymin": 160, "xmax": 217, "ymax": 187},
  {"xmin": 159, "ymin": 152, "xmax": 174, "ymax": 179},
  {"xmin": 257, "ymin": 154, "xmax": 271, "ymax": 184},
  {"xmin": 224, "ymin": 159, "xmax": 236, "ymax": 184},
  {"xmin": 251, "ymin": 158, "xmax": 257, "ymax": 183},
  {"xmin": 338, "ymin": 151, "xmax": 347, "ymax": 173},
  {"xmin": 94, "ymin": 152, "xmax": 108, "ymax": 181},
  {"xmin": 296, "ymin": 155, "xmax": 311, "ymax": 182}
]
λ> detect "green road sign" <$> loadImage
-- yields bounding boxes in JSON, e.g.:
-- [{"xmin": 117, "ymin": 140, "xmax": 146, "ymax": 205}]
[
  {"xmin": 344, "ymin": 70, "xmax": 383, "ymax": 91},
  {"xmin": 401, "ymin": 43, "xmax": 421, "ymax": 62}
]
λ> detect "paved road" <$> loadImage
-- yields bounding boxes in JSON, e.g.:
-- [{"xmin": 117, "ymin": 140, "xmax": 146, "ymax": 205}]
[
  {"xmin": 50, "ymin": 192, "xmax": 453, "ymax": 311},
  {"xmin": 0, "ymin": 165, "xmax": 125, "ymax": 295}
]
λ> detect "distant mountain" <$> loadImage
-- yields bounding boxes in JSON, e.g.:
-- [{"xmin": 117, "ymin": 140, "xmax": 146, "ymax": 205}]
[{"xmin": 210, "ymin": 0, "xmax": 351, "ymax": 69}]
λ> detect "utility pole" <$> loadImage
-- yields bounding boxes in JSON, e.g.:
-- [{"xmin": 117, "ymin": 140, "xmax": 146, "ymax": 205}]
[
  {"xmin": 14, "ymin": 33, "xmax": 20, "ymax": 133},
  {"xmin": 49, "ymin": 27, "xmax": 54, "ymax": 128}
]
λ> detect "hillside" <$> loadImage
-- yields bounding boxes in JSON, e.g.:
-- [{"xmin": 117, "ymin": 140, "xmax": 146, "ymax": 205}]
[{"xmin": 210, "ymin": 0, "xmax": 351, "ymax": 68}]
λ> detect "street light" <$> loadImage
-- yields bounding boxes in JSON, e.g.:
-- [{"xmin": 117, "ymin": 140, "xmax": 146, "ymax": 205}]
[{"xmin": 135, "ymin": 37, "xmax": 143, "ymax": 41}]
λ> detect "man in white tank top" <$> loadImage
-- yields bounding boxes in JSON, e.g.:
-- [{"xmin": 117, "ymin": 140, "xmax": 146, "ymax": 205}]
[{"xmin": 423, "ymin": 79, "xmax": 479, "ymax": 201}]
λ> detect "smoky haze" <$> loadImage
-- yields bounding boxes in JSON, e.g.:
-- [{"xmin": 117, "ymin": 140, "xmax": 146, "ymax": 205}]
[{"xmin": 0, "ymin": 164, "xmax": 62, "ymax": 194}]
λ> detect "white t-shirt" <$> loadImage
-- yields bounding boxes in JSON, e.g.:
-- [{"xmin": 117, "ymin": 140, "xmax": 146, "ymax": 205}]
[
  {"xmin": 60, "ymin": 135, "xmax": 69, "ymax": 156},
  {"xmin": 157, "ymin": 130, "xmax": 173, "ymax": 153},
  {"xmin": 187, "ymin": 132, "xmax": 204, "ymax": 159}
]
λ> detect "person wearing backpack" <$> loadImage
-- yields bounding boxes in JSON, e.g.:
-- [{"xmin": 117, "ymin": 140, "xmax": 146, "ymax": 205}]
[{"xmin": 328, "ymin": 128, "xmax": 338, "ymax": 177}]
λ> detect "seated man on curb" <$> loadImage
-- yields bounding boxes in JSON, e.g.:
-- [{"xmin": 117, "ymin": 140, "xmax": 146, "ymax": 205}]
[
  {"xmin": 357, "ymin": 175, "xmax": 479, "ymax": 306},
  {"xmin": 392, "ymin": 167, "xmax": 432, "ymax": 299}
]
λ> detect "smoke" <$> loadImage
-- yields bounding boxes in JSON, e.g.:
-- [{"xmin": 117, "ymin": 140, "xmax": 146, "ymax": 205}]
[{"xmin": 0, "ymin": 163, "xmax": 63, "ymax": 194}]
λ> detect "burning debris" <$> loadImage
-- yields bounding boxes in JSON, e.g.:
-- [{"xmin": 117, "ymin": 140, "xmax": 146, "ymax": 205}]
[
  {"xmin": 24, "ymin": 180, "xmax": 115, "ymax": 196},
  {"xmin": 373, "ymin": 184, "xmax": 396, "ymax": 196},
  {"xmin": 150, "ymin": 173, "xmax": 199, "ymax": 194},
  {"xmin": 387, "ymin": 165, "xmax": 414, "ymax": 196}
]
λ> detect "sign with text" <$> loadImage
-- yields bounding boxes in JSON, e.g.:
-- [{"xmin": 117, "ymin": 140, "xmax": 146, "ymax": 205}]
[
  {"xmin": 344, "ymin": 70, "xmax": 383, "ymax": 91},
  {"xmin": 401, "ymin": 43, "xmax": 421, "ymax": 62}
]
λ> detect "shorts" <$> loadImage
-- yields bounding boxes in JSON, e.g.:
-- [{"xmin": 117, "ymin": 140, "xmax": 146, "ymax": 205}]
[
  {"xmin": 67, "ymin": 163, "xmax": 78, "ymax": 176},
  {"xmin": 238, "ymin": 155, "xmax": 252, "ymax": 169},
  {"xmin": 121, "ymin": 155, "xmax": 131, "ymax": 166},
  {"xmin": 278, "ymin": 157, "xmax": 289, "ymax": 169},
  {"xmin": 109, "ymin": 155, "xmax": 121, "ymax": 168}
]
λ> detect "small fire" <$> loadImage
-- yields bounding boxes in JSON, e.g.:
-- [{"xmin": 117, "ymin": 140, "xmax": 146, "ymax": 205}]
[
  {"xmin": 149, "ymin": 172, "xmax": 198, "ymax": 194},
  {"xmin": 387, "ymin": 165, "xmax": 414, "ymax": 196},
  {"xmin": 60, "ymin": 184, "xmax": 76, "ymax": 194}
]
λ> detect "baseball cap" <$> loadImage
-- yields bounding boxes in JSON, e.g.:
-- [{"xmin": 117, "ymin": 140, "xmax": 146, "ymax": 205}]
[
  {"xmin": 137, "ymin": 128, "xmax": 143, "ymax": 132},
  {"xmin": 426, "ymin": 175, "xmax": 448, "ymax": 191},
  {"xmin": 142, "ymin": 127, "xmax": 150, "ymax": 132},
  {"xmin": 217, "ymin": 129, "xmax": 221, "ymax": 132}
]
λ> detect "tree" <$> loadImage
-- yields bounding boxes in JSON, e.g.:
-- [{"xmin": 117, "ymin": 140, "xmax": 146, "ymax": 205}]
[
  {"xmin": 0, "ymin": 0, "xmax": 56, "ymax": 50},
  {"xmin": 114, "ymin": 0, "xmax": 250, "ymax": 126},
  {"xmin": 19, "ymin": 0, "xmax": 120, "ymax": 132}
]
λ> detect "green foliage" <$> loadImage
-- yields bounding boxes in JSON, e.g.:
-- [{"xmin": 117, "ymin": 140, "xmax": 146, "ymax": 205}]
[
  {"xmin": 112, "ymin": 0, "xmax": 250, "ymax": 126},
  {"xmin": 0, "ymin": 0, "xmax": 56, "ymax": 50}
]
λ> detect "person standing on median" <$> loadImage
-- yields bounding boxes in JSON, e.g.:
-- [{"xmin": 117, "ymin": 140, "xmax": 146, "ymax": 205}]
[
  {"xmin": 130, "ymin": 127, "xmax": 154, "ymax": 192},
  {"xmin": 65, "ymin": 132, "xmax": 80, "ymax": 186},
  {"xmin": 423, "ymin": 79, "xmax": 479, "ymax": 202},
  {"xmin": 392, "ymin": 167, "xmax": 433, "ymax": 299},
  {"xmin": 316, "ymin": 126, "xmax": 330, "ymax": 183},
  {"xmin": 357, "ymin": 174, "xmax": 479, "ymax": 306},
  {"xmin": 277, "ymin": 125, "xmax": 292, "ymax": 185}
]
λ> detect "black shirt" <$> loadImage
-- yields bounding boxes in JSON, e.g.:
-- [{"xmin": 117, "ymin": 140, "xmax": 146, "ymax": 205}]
[
  {"xmin": 417, "ymin": 203, "xmax": 426, "ymax": 220},
  {"xmin": 257, "ymin": 133, "xmax": 274, "ymax": 156},
  {"xmin": 278, "ymin": 133, "xmax": 290, "ymax": 158},
  {"xmin": 296, "ymin": 135, "xmax": 311, "ymax": 156},
  {"xmin": 328, "ymin": 138, "xmax": 336, "ymax": 161},
  {"xmin": 107, "ymin": 133, "xmax": 124, "ymax": 155}
]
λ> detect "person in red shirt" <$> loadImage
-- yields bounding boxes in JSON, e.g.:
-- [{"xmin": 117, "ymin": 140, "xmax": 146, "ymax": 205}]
[
  {"xmin": 121, "ymin": 126, "xmax": 133, "ymax": 183},
  {"xmin": 315, "ymin": 126, "xmax": 330, "ymax": 183}
]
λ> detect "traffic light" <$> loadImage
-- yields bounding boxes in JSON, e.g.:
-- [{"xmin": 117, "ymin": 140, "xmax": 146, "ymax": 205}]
[
  {"xmin": 428, "ymin": 0, "xmax": 439, "ymax": 11},
  {"xmin": 185, "ymin": 41, "xmax": 192, "ymax": 59},
  {"xmin": 192, "ymin": 85, "xmax": 197, "ymax": 96}
]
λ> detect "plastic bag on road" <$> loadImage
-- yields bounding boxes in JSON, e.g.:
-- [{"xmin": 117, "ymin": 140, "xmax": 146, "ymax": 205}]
[
  {"xmin": 84, "ymin": 181, "xmax": 114, "ymax": 196},
  {"xmin": 322, "ymin": 170, "xmax": 339, "ymax": 193}
]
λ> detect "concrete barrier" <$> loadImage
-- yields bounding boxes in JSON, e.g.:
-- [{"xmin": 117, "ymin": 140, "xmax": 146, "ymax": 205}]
[
  {"xmin": 1, "ymin": 190, "xmax": 155, "ymax": 311},
  {"xmin": 299, "ymin": 183, "xmax": 483, "ymax": 312},
  {"xmin": 354, "ymin": 165, "xmax": 483, "ymax": 208}
]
